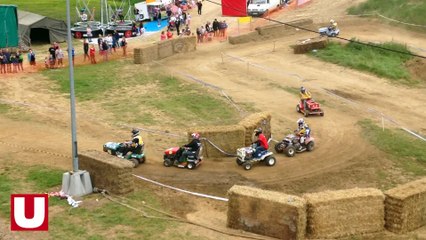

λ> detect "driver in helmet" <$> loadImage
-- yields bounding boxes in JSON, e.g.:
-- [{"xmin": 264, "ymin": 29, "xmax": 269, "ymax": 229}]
[
  {"xmin": 296, "ymin": 118, "xmax": 311, "ymax": 151},
  {"xmin": 117, "ymin": 129, "xmax": 144, "ymax": 158},
  {"xmin": 253, "ymin": 128, "xmax": 269, "ymax": 158},
  {"xmin": 329, "ymin": 19, "xmax": 338, "ymax": 30},
  {"xmin": 300, "ymin": 86, "xmax": 312, "ymax": 110},
  {"xmin": 177, "ymin": 132, "xmax": 201, "ymax": 167}
]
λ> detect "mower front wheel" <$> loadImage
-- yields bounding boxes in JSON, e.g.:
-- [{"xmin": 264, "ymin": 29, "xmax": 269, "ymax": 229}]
[
  {"xmin": 265, "ymin": 156, "xmax": 276, "ymax": 166},
  {"xmin": 285, "ymin": 146, "xmax": 296, "ymax": 157},
  {"xmin": 139, "ymin": 156, "xmax": 146, "ymax": 164},
  {"xmin": 187, "ymin": 162, "xmax": 195, "ymax": 170},
  {"xmin": 131, "ymin": 159, "xmax": 139, "ymax": 168},
  {"xmin": 163, "ymin": 159, "xmax": 173, "ymax": 167},
  {"xmin": 296, "ymin": 104, "xmax": 301, "ymax": 113},
  {"xmin": 243, "ymin": 162, "xmax": 252, "ymax": 171}
]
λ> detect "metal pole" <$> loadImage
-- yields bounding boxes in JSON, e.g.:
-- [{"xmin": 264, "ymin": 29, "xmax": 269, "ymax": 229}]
[{"xmin": 66, "ymin": 0, "xmax": 79, "ymax": 172}]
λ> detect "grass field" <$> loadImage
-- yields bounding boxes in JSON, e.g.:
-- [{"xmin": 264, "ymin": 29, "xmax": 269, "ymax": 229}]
[
  {"xmin": 311, "ymin": 41, "xmax": 419, "ymax": 85},
  {"xmin": 359, "ymin": 119, "xmax": 426, "ymax": 176},
  {"xmin": 348, "ymin": 0, "xmax": 426, "ymax": 26},
  {"xmin": 0, "ymin": 162, "xmax": 201, "ymax": 239},
  {"xmin": 42, "ymin": 59, "xmax": 241, "ymax": 127}
]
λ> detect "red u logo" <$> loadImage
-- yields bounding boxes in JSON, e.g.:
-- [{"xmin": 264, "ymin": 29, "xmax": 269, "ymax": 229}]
[{"xmin": 10, "ymin": 194, "xmax": 48, "ymax": 231}]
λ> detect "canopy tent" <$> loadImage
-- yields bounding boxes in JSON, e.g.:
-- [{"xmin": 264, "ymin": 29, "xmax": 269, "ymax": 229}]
[
  {"xmin": 221, "ymin": 0, "xmax": 247, "ymax": 17},
  {"xmin": 0, "ymin": 5, "xmax": 19, "ymax": 48},
  {"xmin": 18, "ymin": 10, "xmax": 67, "ymax": 47}
]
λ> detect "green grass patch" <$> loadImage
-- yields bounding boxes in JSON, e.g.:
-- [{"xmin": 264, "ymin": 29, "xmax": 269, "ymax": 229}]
[
  {"xmin": 0, "ymin": 174, "xmax": 13, "ymax": 217},
  {"xmin": 348, "ymin": 0, "xmax": 426, "ymax": 27},
  {"xmin": 312, "ymin": 41, "xmax": 418, "ymax": 85},
  {"xmin": 358, "ymin": 119, "xmax": 426, "ymax": 175},
  {"xmin": 0, "ymin": 103, "xmax": 10, "ymax": 114},
  {"xmin": 44, "ymin": 60, "xmax": 241, "ymax": 127},
  {"xmin": 26, "ymin": 165, "xmax": 64, "ymax": 191}
]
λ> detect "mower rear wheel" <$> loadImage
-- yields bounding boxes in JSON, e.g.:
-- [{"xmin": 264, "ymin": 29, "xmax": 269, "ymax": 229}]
[
  {"xmin": 187, "ymin": 162, "xmax": 195, "ymax": 170},
  {"xmin": 243, "ymin": 162, "xmax": 252, "ymax": 171},
  {"xmin": 265, "ymin": 156, "xmax": 276, "ymax": 166},
  {"xmin": 131, "ymin": 159, "xmax": 139, "ymax": 168},
  {"xmin": 139, "ymin": 156, "xmax": 146, "ymax": 164},
  {"xmin": 320, "ymin": 112, "xmax": 324, "ymax": 116},
  {"xmin": 163, "ymin": 159, "xmax": 173, "ymax": 167},
  {"xmin": 274, "ymin": 142, "xmax": 285, "ymax": 153}
]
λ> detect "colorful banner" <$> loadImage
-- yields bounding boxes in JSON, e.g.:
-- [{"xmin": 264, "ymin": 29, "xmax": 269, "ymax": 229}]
[{"xmin": 221, "ymin": 0, "xmax": 247, "ymax": 17}]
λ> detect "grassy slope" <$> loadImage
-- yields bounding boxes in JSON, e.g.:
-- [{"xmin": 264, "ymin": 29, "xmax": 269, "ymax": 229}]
[
  {"xmin": 312, "ymin": 41, "xmax": 418, "ymax": 85},
  {"xmin": 42, "ymin": 60, "xmax": 241, "ymax": 127},
  {"xmin": 348, "ymin": 0, "xmax": 426, "ymax": 26},
  {"xmin": 358, "ymin": 119, "xmax": 426, "ymax": 176}
]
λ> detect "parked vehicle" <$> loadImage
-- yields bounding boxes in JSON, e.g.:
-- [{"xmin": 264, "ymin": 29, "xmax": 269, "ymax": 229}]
[{"xmin": 247, "ymin": 0, "xmax": 281, "ymax": 17}]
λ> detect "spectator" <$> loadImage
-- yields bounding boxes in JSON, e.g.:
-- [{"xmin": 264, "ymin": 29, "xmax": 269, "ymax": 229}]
[
  {"xmin": 83, "ymin": 39, "xmax": 89, "ymax": 61},
  {"xmin": 121, "ymin": 37, "xmax": 127, "ymax": 56},
  {"xmin": 48, "ymin": 44, "xmax": 56, "ymax": 68},
  {"xmin": 86, "ymin": 26, "xmax": 92, "ymax": 41},
  {"xmin": 101, "ymin": 40, "xmax": 109, "ymax": 61},
  {"xmin": 28, "ymin": 49, "xmax": 36, "ymax": 66},
  {"xmin": 17, "ymin": 50, "xmax": 24, "ymax": 71},
  {"xmin": 213, "ymin": 19, "xmax": 219, "ymax": 37},
  {"xmin": 186, "ymin": 13, "xmax": 191, "ymax": 26},
  {"xmin": 97, "ymin": 34, "xmax": 103, "ymax": 51},
  {"xmin": 56, "ymin": 47, "xmax": 64, "ymax": 67},
  {"xmin": 196, "ymin": 0, "xmax": 202, "ymax": 15},
  {"xmin": 196, "ymin": 26, "xmax": 202, "ymax": 43},
  {"xmin": 106, "ymin": 34, "xmax": 113, "ymax": 53},
  {"xmin": 113, "ymin": 30, "xmax": 120, "ymax": 51},
  {"xmin": 44, "ymin": 56, "xmax": 49, "ymax": 69},
  {"xmin": 160, "ymin": 31, "xmax": 167, "ymax": 40},
  {"xmin": 89, "ymin": 44, "xmax": 96, "ymax": 64},
  {"xmin": 10, "ymin": 53, "xmax": 18, "ymax": 73},
  {"xmin": 175, "ymin": 15, "xmax": 181, "ymax": 35},
  {"xmin": 166, "ymin": 29, "xmax": 173, "ymax": 39},
  {"xmin": 0, "ymin": 50, "xmax": 5, "ymax": 74},
  {"xmin": 5, "ymin": 49, "xmax": 11, "ymax": 73},
  {"xmin": 138, "ymin": 22, "xmax": 145, "ymax": 36}
]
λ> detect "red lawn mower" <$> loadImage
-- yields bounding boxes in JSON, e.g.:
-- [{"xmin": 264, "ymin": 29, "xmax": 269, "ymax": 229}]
[{"xmin": 297, "ymin": 99, "xmax": 324, "ymax": 117}]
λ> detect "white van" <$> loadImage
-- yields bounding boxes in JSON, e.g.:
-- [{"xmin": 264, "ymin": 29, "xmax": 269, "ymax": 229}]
[
  {"xmin": 134, "ymin": 2, "xmax": 150, "ymax": 21},
  {"xmin": 247, "ymin": 0, "xmax": 281, "ymax": 16}
]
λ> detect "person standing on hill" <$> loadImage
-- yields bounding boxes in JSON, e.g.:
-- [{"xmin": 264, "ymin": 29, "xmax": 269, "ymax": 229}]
[
  {"xmin": 83, "ymin": 39, "xmax": 89, "ymax": 61},
  {"xmin": 89, "ymin": 44, "xmax": 96, "ymax": 64},
  {"xmin": 197, "ymin": 0, "xmax": 202, "ymax": 15}
]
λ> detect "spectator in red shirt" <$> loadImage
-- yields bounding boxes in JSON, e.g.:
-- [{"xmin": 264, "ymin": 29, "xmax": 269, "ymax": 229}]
[
  {"xmin": 89, "ymin": 44, "xmax": 96, "ymax": 64},
  {"xmin": 166, "ymin": 29, "xmax": 173, "ymax": 39}
]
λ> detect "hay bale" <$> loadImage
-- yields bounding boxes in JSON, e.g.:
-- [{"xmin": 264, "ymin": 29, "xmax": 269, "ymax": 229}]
[
  {"xmin": 293, "ymin": 37, "xmax": 328, "ymax": 54},
  {"xmin": 227, "ymin": 185, "xmax": 307, "ymax": 240},
  {"xmin": 303, "ymin": 188, "xmax": 385, "ymax": 239},
  {"xmin": 172, "ymin": 35, "xmax": 196, "ymax": 53},
  {"xmin": 238, "ymin": 112, "xmax": 272, "ymax": 146},
  {"xmin": 134, "ymin": 44, "xmax": 158, "ymax": 64},
  {"xmin": 79, "ymin": 150, "xmax": 134, "ymax": 195},
  {"xmin": 189, "ymin": 125, "xmax": 245, "ymax": 158},
  {"xmin": 385, "ymin": 178, "xmax": 426, "ymax": 233}
]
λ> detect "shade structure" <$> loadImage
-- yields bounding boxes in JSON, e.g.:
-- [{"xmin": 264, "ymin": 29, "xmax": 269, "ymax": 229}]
[
  {"xmin": 221, "ymin": 0, "xmax": 247, "ymax": 17},
  {"xmin": 0, "ymin": 5, "xmax": 19, "ymax": 48}
]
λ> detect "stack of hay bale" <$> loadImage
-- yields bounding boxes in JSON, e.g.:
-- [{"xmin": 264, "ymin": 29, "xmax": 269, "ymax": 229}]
[
  {"xmin": 238, "ymin": 112, "xmax": 271, "ymax": 146},
  {"xmin": 293, "ymin": 37, "xmax": 328, "ymax": 54},
  {"xmin": 385, "ymin": 177, "xmax": 426, "ymax": 233},
  {"xmin": 303, "ymin": 188, "xmax": 385, "ymax": 239}
]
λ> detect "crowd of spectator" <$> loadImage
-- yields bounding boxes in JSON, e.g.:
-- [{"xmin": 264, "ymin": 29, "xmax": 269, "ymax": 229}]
[{"xmin": 0, "ymin": 49, "xmax": 26, "ymax": 74}]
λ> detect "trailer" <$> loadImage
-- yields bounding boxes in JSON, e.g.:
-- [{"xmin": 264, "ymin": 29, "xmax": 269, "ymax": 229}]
[{"xmin": 134, "ymin": 2, "xmax": 150, "ymax": 21}]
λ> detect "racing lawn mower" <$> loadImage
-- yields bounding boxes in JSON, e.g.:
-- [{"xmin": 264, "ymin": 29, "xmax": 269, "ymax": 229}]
[
  {"xmin": 297, "ymin": 99, "xmax": 324, "ymax": 117},
  {"xmin": 319, "ymin": 26, "xmax": 340, "ymax": 37},
  {"xmin": 163, "ymin": 146, "xmax": 203, "ymax": 170},
  {"xmin": 236, "ymin": 144, "xmax": 276, "ymax": 171},
  {"xmin": 103, "ymin": 142, "xmax": 146, "ymax": 167},
  {"xmin": 274, "ymin": 133, "xmax": 315, "ymax": 157}
]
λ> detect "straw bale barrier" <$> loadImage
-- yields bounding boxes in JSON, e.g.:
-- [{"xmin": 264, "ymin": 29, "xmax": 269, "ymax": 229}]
[
  {"xmin": 227, "ymin": 185, "xmax": 307, "ymax": 240},
  {"xmin": 303, "ymin": 188, "xmax": 385, "ymax": 239},
  {"xmin": 134, "ymin": 36, "xmax": 196, "ymax": 64},
  {"xmin": 133, "ymin": 44, "xmax": 158, "ymax": 64},
  {"xmin": 229, "ymin": 18, "xmax": 313, "ymax": 45},
  {"xmin": 239, "ymin": 112, "xmax": 271, "ymax": 146},
  {"xmin": 385, "ymin": 177, "xmax": 426, "ymax": 233},
  {"xmin": 79, "ymin": 150, "xmax": 134, "ymax": 195},
  {"xmin": 293, "ymin": 36, "xmax": 328, "ymax": 54},
  {"xmin": 189, "ymin": 125, "xmax": 245, "ymax": 158}
]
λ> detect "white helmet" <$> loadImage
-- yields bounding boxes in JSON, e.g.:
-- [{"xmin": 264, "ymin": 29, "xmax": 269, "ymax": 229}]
[
  {"xmin": 330, "ymin": 19, "xmax": 335, "ymax": 24},
  {"xmin": 297, "ymin": 118, "xmax": 305, "ymax": 126}
]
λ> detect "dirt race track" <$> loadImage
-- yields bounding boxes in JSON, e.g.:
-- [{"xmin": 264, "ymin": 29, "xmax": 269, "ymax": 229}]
[{"xmin": 1, "ymin": 0, "xmax": 426, "ymax": 239}]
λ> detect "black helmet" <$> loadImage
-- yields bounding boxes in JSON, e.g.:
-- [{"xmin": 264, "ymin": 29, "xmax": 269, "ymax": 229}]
[
  {"xmin": 131, "ymin": 129, "xmax": 140, "ymax": 137},
  {"xmin": 254, "ymin": 128, "xmax": 263, "ymax": 135},
  {"xmin": 300, "ymin": 86, "xmax": 306, "ymax": 93}
]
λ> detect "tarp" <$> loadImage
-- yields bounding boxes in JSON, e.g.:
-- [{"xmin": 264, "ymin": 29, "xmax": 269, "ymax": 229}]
[
  {"xmin": 0, "ymin": 5, "xmax": 19, "ymax": 48},
  {"xmin": 221, "ymin": 0, "xmax": 247, "ymax": 17},
  {"xmin": 17, "ymin": 10, "xmax": 67, "ymax": 46}
]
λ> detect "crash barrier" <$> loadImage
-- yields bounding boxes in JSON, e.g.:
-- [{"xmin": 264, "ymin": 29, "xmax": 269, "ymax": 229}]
[
  {"xmin": 227, "ymin": 180, "xmax": 426, "ymax": 239},
  {"xmin": 228, "ymin": 18, "xmax": 313, "ymax": 45},
  {"xmin": 134, "ymin": 35, "xmax": 197, "ymax": 64},
  {"xmin": 293, "ymin": 36, "xmax": 328, "ymax": 54},
  {"xmin": 385, "ymin": 178, "xmax": 426, "ymax": 233},
  {"xmin": 227, "ymin": 185, "xmax": 307, "ymax": 240},
  {"xmin": 79, "ymin": 150, "xmax": 134, "ymax": 195},
  {"xmin": 303, "ymin": 188, "xmax": 385, "ymax": 239},
  {"xmin": 189, "ymin": 112, "xmax": 271, "ymax": 158}
]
